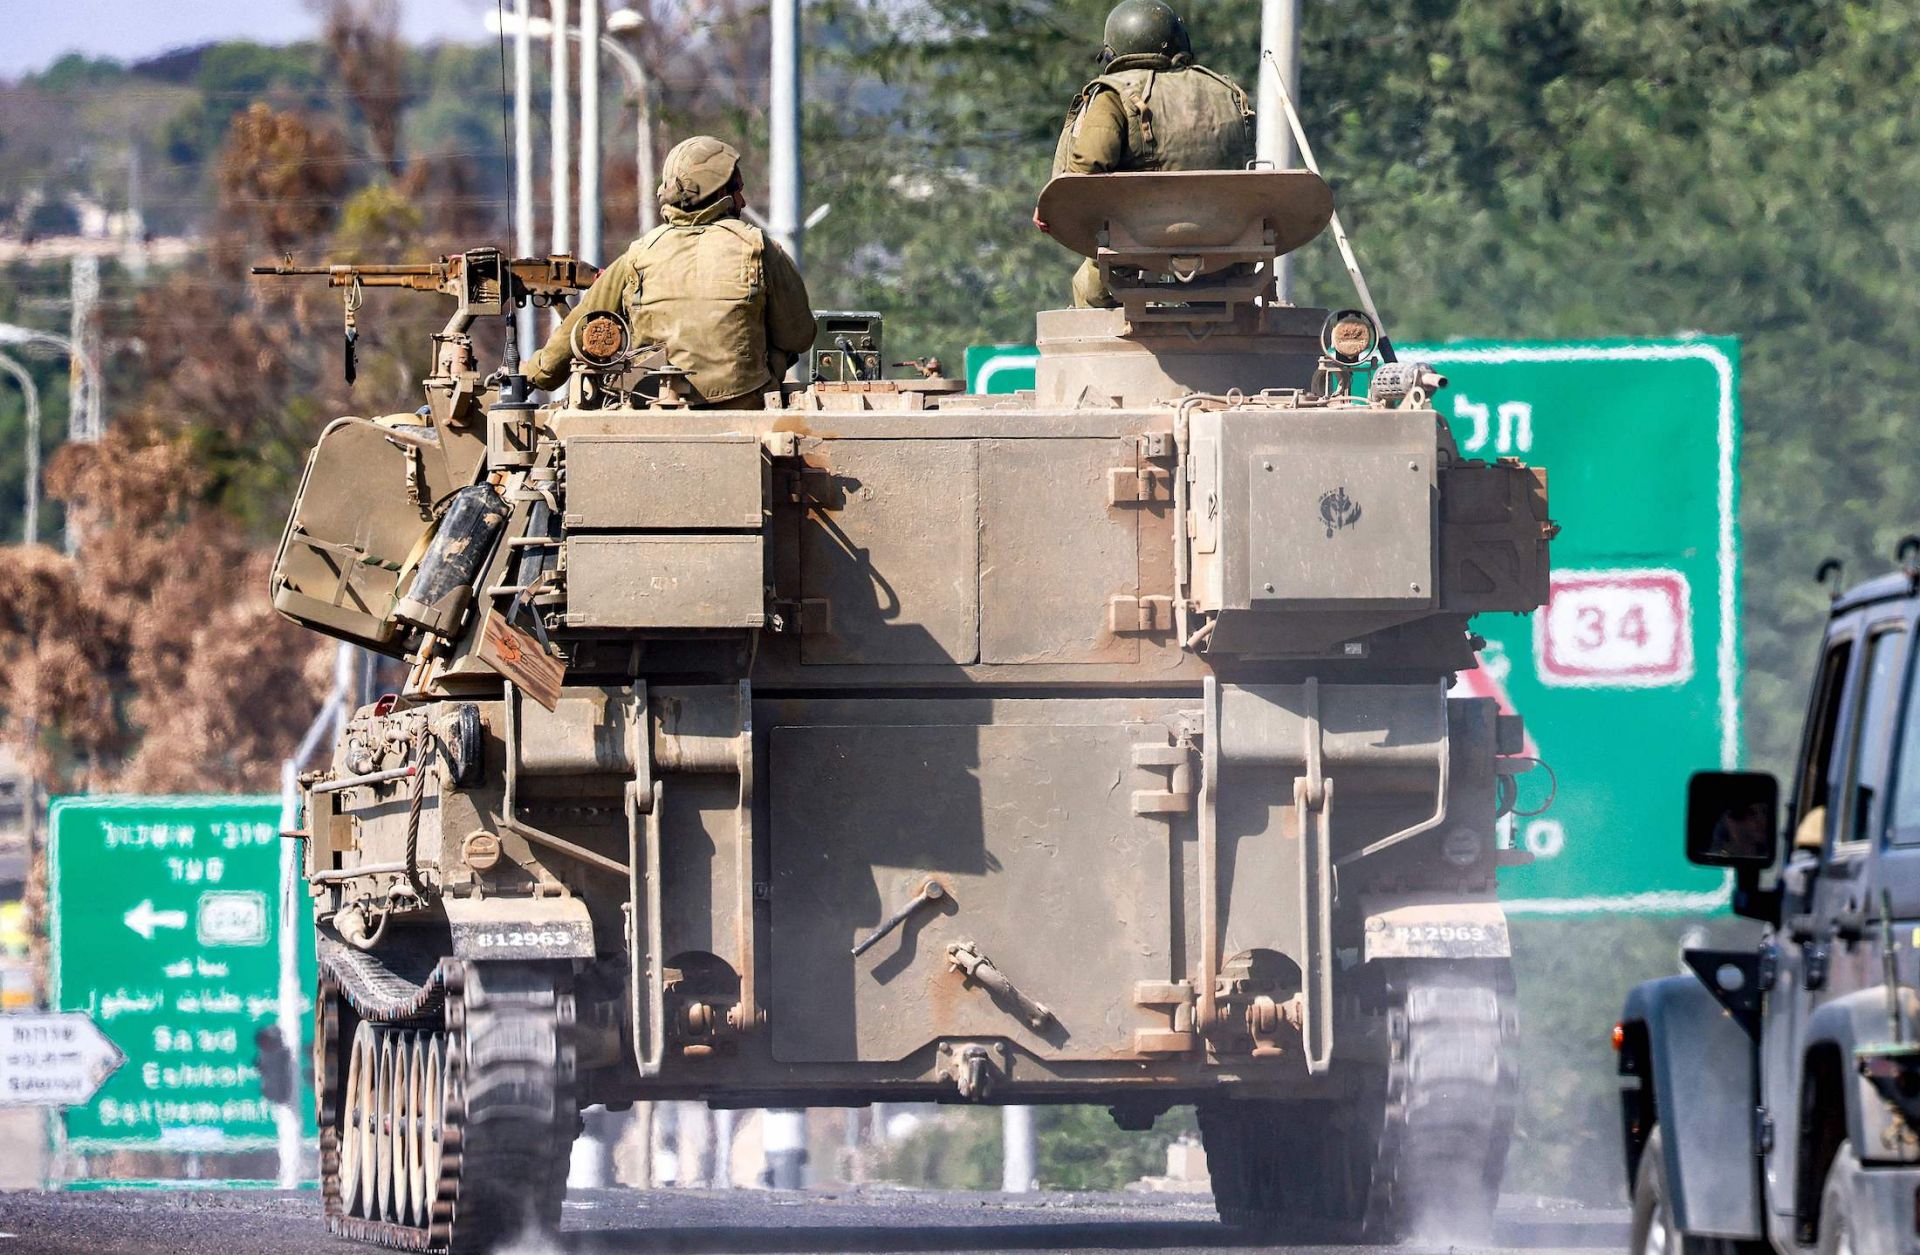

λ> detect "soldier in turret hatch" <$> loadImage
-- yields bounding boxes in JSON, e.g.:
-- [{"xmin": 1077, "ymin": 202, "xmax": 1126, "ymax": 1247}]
[
  {"xmin": 529, "ymin": 135, "xmax": 817, "ymax": 408},
  {"xmin": 1045, "ymin": 0, "xmax": 1256, "ymax": 308}
]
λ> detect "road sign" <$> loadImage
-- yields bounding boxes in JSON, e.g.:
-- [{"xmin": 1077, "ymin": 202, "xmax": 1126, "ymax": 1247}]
[
  {"xmin": 48, "ymin": 796, "xmax": 317, "ymax": 1152},
  {"xmin": 965, "ymin": 345, "xmax": 1039, "ymax": 395},
  {"xmin": 0, "ymin": 1013, "xmax": 124, "ymax": 1106},
  {"xmin": 965, "ymin": 336, "xmax": 1741, "ymax": 913},
  {"xmin": 1414, "ymin": 339, "xmax": 1741, "ymax": 915}
]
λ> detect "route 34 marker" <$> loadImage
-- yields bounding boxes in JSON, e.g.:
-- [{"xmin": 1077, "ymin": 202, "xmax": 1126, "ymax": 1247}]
[{"xmin": 0, "ymin": 1013, "xmax": 125, "ymax": 1107}]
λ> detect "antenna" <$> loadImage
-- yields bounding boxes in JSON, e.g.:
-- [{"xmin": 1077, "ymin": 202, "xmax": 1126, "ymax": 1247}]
[
  {"xmin": 1259, "ymin": 50, "xmax": 1395, "ymax": 363},
  {"xmin": 494, "ymin": 0, "xmax": 527, "ymax": 377}
]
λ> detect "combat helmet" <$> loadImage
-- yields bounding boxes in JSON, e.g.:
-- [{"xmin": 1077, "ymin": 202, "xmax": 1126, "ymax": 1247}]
[
  {"xmin": 1101, "ymin": 0, "xmax": 1192, "ymax": 63},
  {"xmin": 658, "ymin": 135, "xmax": 742, "ymax": 210}
]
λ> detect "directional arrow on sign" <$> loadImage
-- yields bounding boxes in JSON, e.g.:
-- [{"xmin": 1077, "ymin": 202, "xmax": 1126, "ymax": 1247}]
[
  {"xmin": 0, "ymin": 1013, "xmax": 125, "ymax": 1107},
  {"xmin": 123, "ymin": 899, "xmax": 187, "ymax": 941}
]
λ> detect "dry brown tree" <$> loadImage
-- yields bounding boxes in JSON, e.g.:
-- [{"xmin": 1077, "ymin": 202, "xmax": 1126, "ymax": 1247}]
[{"xmin": 317, "ymin": 0, "xmax": 409, "ymax": 177}]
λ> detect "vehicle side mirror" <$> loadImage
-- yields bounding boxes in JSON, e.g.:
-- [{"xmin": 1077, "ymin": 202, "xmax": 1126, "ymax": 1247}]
[{"xmin": 1686, "ymin": 771, "xmax": 1780, "ymax": 870}]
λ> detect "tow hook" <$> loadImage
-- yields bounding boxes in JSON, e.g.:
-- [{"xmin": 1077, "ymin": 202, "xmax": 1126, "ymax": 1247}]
[{"xmin": 937, "ymin": 1040, "xmax": 1010, "ymax": 1102}]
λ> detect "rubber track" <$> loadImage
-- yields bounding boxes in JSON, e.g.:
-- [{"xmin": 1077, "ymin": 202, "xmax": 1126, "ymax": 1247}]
[
  {"xmin": 1364, "ymin": 963, "xmax": 1519, "ymax": 1240},
  {"xmin": 1207, "ymin": 961, "xmax": 1517, "ymax": 1243},
  {"xmin": 317, "ymin": 947, "xmax": 577, "ymax": 1253}
]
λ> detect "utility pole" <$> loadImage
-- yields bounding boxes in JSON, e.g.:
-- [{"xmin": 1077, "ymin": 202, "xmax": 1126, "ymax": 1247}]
[
  {"xmin": 768, "ymin": 0, "xmax": 803, "ymax": 268},
  {"xmin": 514, "ymin": 0, "xmax": 537, "ymax": 355},
  {"xmin": 551, "ymin": 0, "xmax": 574, "ymax": 275},
  {"xmin": 1002, "ymin": 1107, "xmax": 1036, "ymax": 1193},
  {"xmin": 578, "ymin": 0, "xmax": 602, "ymax": 266},
  {"xmin": 1257, "ymin": 0, "xmax": 1302, "ymax": 302},
  {"xmin": 123, "ymin": 147, "xmax": 147, "ymax": 281},
  {"xmin": 67, "ymin": 258, "xmax": 101, "ymax": 443}
]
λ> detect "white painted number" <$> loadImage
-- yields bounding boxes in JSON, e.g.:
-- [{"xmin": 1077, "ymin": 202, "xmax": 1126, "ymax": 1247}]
[
  {"xmin": 1538, "ymin": 570, "xmax": 1692, "ymax": 687},
  {"xmin": 473, "ymin": 930, "xmax": 573, "ymax": 950},
  {"xmin": 1524, "ymin": 819, "xmax": 1566, "ymax": 859}
]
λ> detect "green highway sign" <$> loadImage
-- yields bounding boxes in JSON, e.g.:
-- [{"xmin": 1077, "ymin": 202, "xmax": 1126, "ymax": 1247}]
[
  {"xmin": 965, "ymin": 345, "xmax": 1039, "ymax": 395},
  {"xmin": 967, "ymin": 336, "xmax": 1742, "ymax": 914},
  {"xmin": 1414, "ymin": 339, "xmax": 1740, "ymax": 915},
  {"xmin": 48, "ymin": 796, "xmax": 316, "ymax": 1151}
]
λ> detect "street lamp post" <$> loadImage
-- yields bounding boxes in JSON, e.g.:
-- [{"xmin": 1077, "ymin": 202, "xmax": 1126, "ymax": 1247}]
[
  {"xmin": 604, "ymin": 10, "xmax": 658, "ymax": 235},
  {"xmin": 579, "ymin": 0, "xmax": 602, "ymax": 266},
  {"xmin": 514, "ymin": 0, "xmax": 538, "ymax": 354},
  {"xmin": 0, "ymin": 322, "xmax": 103, "ymax": 552},
  {"xmin": 487, "ymin": 7, "xmax": 659, "ymax": 246},
  {"xmin": 1258, "ymin": 0, "xmax": 1302, "ymax": 301},
  {"xmin": 0, "ymin": 351, "xmax": 41, "ymax": 545},
  {"xmin": 768, "ymin": 0, "xmax": 803, "ymax": 267}
]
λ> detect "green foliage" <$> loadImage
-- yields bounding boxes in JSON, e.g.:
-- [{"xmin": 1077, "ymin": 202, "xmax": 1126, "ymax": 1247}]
[
  {"xmin": 29, "ymin": 54, "xmax": 130, "ymax": 94},
  {"xmin": 336, "ymin": 181, "xmax": 426, "ymax": 252},
  {"xmin": 873, "ymin": 1103, "xmax": 1200, "ymax": 1192},
  {"xmin": 1037, "ymin": 1104, "xmax": 1198, "ymax": 1191},
  {"xmin": 161, "ymin": 42, "xmax": 331, "ymax": 175}
]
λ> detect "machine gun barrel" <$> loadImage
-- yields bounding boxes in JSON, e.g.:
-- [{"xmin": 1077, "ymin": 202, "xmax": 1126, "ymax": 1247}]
[{"xmin": 250, "ymin": 262, "xmax": 452, "ymax": 292}]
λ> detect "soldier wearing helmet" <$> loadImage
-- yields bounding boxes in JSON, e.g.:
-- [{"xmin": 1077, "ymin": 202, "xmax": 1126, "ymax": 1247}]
[
  {"xmin": 529, "ymin": 136, "xmax": 817, "ymax": 407},
  {"xmin": 1047, "ymin": 0, "xmax": 1255, "ymax": 307}
]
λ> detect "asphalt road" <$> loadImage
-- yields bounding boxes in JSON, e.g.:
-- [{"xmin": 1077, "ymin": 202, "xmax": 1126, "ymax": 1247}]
[{"xmin": 0, "ymin": 1189, "xmax": 1627, "ymax": 1255}]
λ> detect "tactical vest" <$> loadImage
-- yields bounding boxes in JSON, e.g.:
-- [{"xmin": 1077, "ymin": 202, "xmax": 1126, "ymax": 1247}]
[
  {"xmin": 1056, "ymin": 60, "xmax": 1254, "ymax": 173},
  {"xmin": 621, "ymin": 214, "xmax": 771, "ymax": 404}
]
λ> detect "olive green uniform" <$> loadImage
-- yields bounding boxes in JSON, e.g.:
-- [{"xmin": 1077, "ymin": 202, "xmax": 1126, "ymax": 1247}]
[
  {"xmin": 529, "ymin": 199, "xmax": 817, "ymax": 406},
  {"xmin": 1051, "ymin": 54, "xmax": 1255, "ymax": 307}
]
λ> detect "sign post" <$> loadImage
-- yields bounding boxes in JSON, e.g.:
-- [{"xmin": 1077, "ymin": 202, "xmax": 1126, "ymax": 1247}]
[{"xmin": 48, "ymin": 796, "xmax": 317, "ymax": 1159}]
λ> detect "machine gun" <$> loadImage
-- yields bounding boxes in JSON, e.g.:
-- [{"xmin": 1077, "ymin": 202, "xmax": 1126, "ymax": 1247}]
[{"xmin": 252, "ymin": 248, "xmax": 598, "ymax": 424}]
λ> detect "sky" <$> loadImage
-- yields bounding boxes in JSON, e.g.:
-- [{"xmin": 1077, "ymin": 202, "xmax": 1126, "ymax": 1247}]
[{"xmin": 1, "ymin": 0, "xmax": 491, "ymax": 78}]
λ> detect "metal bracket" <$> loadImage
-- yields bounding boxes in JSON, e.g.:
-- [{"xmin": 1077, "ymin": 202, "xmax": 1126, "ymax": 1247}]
[
  {"xmin": 1133, "ymin": 980, "xmax": 1197, "ymax": 1055},
  {"xmin": 777, "ymin": 467, "xmax": 844, "ymax": 510},
  {"xmin": 627, "ymin": 779, "xmax": 666, "ymax": 1077},
  {"xmin": 1296, "ymin": 773, "xmax": 1335, "ymax": 1075},
  {"xmin": 1131, "ymin": 739, "xmax": 1194, "ymax": 815},
  {"xmin": 1108, "ymin": 465, "xmax": 1175, "ymax": 506},
  {"xmin": 1109, "ymin": 595, "xmax": 1175, "ymax": 635},
  {"xmin": 497, "ymin": 683, "xmax": 630, "ymax": 880}
]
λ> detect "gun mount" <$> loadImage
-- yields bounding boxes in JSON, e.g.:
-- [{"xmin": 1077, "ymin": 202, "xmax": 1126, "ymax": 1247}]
[{"xmin": 253, "ymin": 248, "xmax": 598, "ymax": 422}]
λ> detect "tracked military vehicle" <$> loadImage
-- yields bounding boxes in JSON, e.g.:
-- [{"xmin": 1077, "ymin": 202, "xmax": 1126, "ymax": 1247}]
[{"xmin": 268, "ymin": 170, "xmax": 1553, "ymax": 1251}]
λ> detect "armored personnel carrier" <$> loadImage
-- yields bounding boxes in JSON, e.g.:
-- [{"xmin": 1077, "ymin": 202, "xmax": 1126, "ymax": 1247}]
[{"xmin": 269, "ymin": 170, "xmax": 1553, "ymax": 1251}]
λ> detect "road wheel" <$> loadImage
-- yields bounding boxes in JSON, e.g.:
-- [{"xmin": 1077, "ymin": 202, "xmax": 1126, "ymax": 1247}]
[{"xmin": 1817, "ymin": 1141, "xmax": 1859, "ymax": 1255}]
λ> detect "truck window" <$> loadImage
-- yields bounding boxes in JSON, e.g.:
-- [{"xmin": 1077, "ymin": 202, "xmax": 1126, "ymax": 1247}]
[
  {"xmin": 1838, "ymin": 626, "xmax": 1907, "ymax": 847},
  {"xmin": 1791, "ymin": 637, "xmax": 1854, "ymax": 851},
  {"xmin": 1887, "ymin": 639, "xmax": 1920, "ymax": 846}
]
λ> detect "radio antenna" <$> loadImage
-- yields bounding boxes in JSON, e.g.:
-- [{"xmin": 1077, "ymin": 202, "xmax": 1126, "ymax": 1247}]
[
  {"xmin": 1260, "ymin": 50, "xmax": 1395, "ymax": 363},
  {"xmin": 494, "ymin": 0, "xmax": 525, "ymax": 373}
]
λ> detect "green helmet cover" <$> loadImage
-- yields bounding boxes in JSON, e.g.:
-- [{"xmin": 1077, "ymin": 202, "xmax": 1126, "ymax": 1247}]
[{"xmin": 1102, "ymin": 0, "xmax": 1192, "ymax": 61}]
